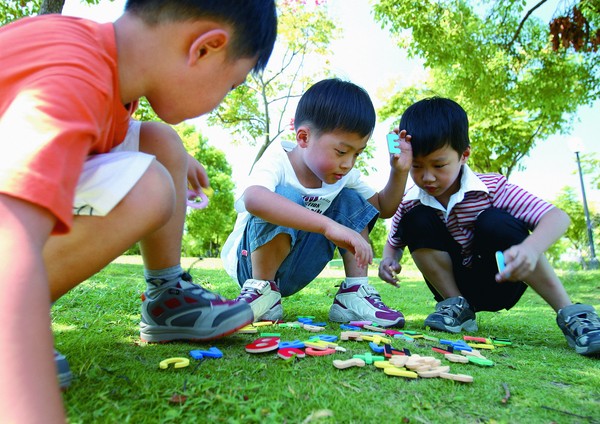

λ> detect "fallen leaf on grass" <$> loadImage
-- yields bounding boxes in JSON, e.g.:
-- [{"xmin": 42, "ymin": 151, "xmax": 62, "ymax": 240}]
[{"xmin": 169, "ymin": 393, "xmax": 187, "ymax": 405}]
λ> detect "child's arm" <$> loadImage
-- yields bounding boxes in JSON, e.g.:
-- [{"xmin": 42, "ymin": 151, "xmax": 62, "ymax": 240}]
[
  {"xmin": 244, "ymin": 185, "xmax": 373, "ymax": 268},
  {"xmin": 378, "ymin": 241, "xmax": 404, "ymax": 287},
  {"xmin": 0, "ymin": 195, "xmax": 66, "ymax": 423},
  {"xmin": 497, "ymin": 207, "xmax": 570, "ymax": 282},
  {"xmin": 368, "ymin": 130, "xmax": 412, "ymax": 218}
]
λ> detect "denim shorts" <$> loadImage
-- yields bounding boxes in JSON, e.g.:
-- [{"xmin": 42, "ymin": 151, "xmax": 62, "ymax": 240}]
[{"xmin": 237, "ymin": 185, "xmax": 378, "ymax": 297}]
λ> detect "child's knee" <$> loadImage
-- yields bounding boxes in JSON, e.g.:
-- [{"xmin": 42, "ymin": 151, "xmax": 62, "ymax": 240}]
[
  {"xmin": 475, "ymin": 208, "xmax": 528, "ymax": 243},
  {"xmin": 138, "ymin": 160, "xmax": 176, "ymax": 226}
]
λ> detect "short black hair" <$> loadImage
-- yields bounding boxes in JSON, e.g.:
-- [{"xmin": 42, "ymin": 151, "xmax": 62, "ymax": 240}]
[
  {"xmin": 294, "ymin": 78, "xmax": 376, "ymax": 138},
  {"xmin": 124, "ymin": 0, "xmax": 277, "ymax": 72},
  {"xmin": 399, "ymin": 97, "xmax": 470, "ymax": 157}
]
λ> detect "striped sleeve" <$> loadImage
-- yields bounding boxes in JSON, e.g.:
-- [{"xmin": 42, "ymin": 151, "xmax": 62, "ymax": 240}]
[
  {"xmin": 387, "ymin": 199, "xmax": 421, "ymax": 249},
  {"xmin": 483, "ymin": 174, "xmax": 554, "ymax": 230}
]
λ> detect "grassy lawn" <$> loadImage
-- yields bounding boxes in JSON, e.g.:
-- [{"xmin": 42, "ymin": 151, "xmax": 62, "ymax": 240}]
[{"xmin": 53, "ymin": 258, "xmax": 600, "ymax": 424}]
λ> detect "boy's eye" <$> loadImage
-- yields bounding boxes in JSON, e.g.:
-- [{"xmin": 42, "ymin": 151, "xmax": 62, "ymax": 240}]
[
  {"xmin": 335, "ymin": 149, "xmax": 346, "ymax": 155},
  {"xmin": 435, "ymin": 164, "xmax": 447, "ymax": 168}
]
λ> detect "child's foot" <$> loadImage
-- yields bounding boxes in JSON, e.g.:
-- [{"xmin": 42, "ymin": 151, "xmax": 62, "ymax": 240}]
[
  {"xmin": 55, "ymin": 349, "xmax": 72, "ymax": 390},
  {"xmin": 556, "ymin": 304, "xmax": 600, "ymax": 356},
  {"xmin": 235, "ymin": 279, "xmax": 282, "ymax": 322},
  {"xmin": 139, "ymin": 272, "xmax": 253, "ymax": 342},
  {"xmin": 424, "ymin": 296, "xmax": 477, "ymax": 333},
  {"xmin": 328, "ymin": 283, "xmax": 405, "ymax": 328}
]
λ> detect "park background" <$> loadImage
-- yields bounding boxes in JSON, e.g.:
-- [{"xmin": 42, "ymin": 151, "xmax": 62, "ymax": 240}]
[
  {"xmin": 2, "ymin": 2, "xmax": 599, "ymax": 423},
  {"xmin": 9, "ymin": 0, "xmax": 600, "ymax": 267}
]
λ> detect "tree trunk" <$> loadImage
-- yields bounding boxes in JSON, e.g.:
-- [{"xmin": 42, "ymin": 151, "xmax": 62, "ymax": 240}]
[{"xmin": 39, "ymin": 0, "xmax": 65, "ymax": 15}]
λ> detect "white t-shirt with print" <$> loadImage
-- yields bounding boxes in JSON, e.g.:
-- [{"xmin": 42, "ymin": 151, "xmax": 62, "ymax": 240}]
[{"xmin": 221, "ymin": 140, "xmax": 376, "ymax": 281}]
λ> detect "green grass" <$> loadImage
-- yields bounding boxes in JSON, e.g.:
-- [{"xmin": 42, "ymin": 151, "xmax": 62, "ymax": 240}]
[{"xmin": 53, "ymin": 261, "xmax": 600, "ymax": 424}]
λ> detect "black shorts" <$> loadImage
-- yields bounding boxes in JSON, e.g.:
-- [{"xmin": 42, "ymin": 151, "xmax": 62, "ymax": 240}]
[{"xmin": 397, "ymin": 205, "xmax": 528, "ymax": 312}]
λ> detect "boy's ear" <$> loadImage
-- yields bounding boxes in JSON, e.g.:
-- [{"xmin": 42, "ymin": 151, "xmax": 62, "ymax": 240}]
[
  {"xmin": 188, "ymin": 29, "xmax": 229, "ymax": 65},
  {"xmin": 460, "ymin": 146, "xmax": 471, "ymax": 163},
  {"xmin": 296, "ymin": 126, "xmax": 310, "ymax": 147}
]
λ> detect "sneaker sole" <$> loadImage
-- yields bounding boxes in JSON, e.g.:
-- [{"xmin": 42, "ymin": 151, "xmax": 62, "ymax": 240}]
[
  {"xmin": 329, "ymin": 304, "xmax": 405, "ymax": 328},
  {"xmin": 139, "ymin": 307, "xmax": 253, "ymax": 343},
  {"xmin": 563, "ymin": 335, "xmax": 600, "ymax": 356},
  {"xmin": 424, "ymin": 318, "xmax": 478, "ymax": 334}
]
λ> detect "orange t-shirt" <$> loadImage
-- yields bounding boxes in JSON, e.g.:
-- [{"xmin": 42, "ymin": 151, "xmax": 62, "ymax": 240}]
[{"xmin": 0, "ymin": 14, "xmax": 131, "ymax": 233}]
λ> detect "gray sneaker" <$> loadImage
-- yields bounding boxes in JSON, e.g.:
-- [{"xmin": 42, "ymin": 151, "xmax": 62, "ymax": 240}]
[
  {"xmin": 424, "ymin": 296, "xmax": 477, "ymax": 333},
  {"xmin": 236, "ymin": 279, "xmax": 282, "ymax": 322},
  {"xmin": 140, "ymin": 272, "xmax": 253, "ymax": 342},
  {"xmin": 55, "ymin": 349, "xmax": 72, "ymax": 390},
  {"xmin": 557, "ymin": 304, "xmax": 600, "ymax": 356}
]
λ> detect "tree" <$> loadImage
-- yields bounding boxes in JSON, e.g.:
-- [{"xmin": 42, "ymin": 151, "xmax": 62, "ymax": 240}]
[
  {"xmin": 373, "ymin": 0, "xmax": 599, "ymax": 177},
  {"xmin": 1, "ymin": 0, "xmax": 41, "ymax": 24},
  {"xmin": 553, "ymin": 186, "xmax": 599, "ymax": 269},
  {"xmin": 207, "ymin": 0, "xmax": 338, "ymax": 170},
  {"xmin": 368, "ymin": 219, "xmax": 388, "ymax": 259},
  {"xmin": 178, "ymin": 125, "xmax": 237, "ymax": 257}
]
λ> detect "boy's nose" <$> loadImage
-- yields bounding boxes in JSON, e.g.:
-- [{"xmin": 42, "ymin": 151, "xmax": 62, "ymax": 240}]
[
  {"xmin": 340, "ymin": 157, "xmax": 354, "ymax": 170},
  {"xmin": 422, "ymin": 170, "xmax": 435, "ymax": 182}
]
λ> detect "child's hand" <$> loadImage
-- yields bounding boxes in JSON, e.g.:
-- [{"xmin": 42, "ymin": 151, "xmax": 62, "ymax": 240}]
[
  {"xmin": 389, "ymin": 129, "xmax": 412, "ymax": 173},
  {"xmin": 378, "ymin": 257, "xmax": 401, "ymax": 287},
  {"xmin": 323, "ymin": 222, "xmax": 373, "ymax": 269},
  {"xmin": 495, "ymin": 244, "xmax": 539, "ymax": 282},
  {"xmin": 186, "ymin": 154, "xmax": 210, "ymax": 193}
]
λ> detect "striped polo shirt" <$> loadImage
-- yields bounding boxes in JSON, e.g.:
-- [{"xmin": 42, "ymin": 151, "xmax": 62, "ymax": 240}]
[{"xmin": 388, "ymin": 164, "xmax": 554, "ymax": 266}]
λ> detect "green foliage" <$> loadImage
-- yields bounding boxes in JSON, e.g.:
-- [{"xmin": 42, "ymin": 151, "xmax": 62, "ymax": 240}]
[
  {"xmin": 553, "ymin": 186, "xmax": 600, "ymax": 269},
  {"xmin": 207, "ymin": 0, "xmax": 339, "ymax": 170},
  {"xmin": 53, "ymin": 260, "xmax": 600, "ymax": 423},
  {"xmin": 373, "ymin": 0, "xmax": 600, "ymax": 177},
  {"xmin": 1, "ymin": 0, "xmax": 41, "ymax": 24},
  {"xmin": 177, "ymin": 124, "xmax": 237, "ymax": 257},
  {"xmin": 369, "ymin": 218, "xmax": 388, "ymax": 258}
]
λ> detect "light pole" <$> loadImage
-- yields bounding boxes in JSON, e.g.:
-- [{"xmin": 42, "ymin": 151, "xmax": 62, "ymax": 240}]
[{"xmin": 568, "ymin": 137, "xmax": 599, "ymax": 269}]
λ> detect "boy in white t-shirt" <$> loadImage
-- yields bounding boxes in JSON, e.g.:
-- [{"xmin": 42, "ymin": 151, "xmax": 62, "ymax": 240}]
[{"xmin": 221, "ymin": 78, "xmax": 412, "ymax": 327}]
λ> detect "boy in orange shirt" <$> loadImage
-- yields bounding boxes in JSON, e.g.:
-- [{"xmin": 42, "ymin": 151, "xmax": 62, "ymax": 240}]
[{"xmin": 0, "ymin": 1, "xmax": 277, "ymax": 422}]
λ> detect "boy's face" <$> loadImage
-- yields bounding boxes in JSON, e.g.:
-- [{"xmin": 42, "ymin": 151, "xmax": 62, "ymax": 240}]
[
  {"xmin": 149, "ymin": 54, "xmax": 256, "ymax": 125},
  {"xmin": 297, "ymin": 129, "xmax": 368, "ymax": 187},
  {"xmin": 410, "ymin": 144, "xmax": 470, "ymax": 207}
]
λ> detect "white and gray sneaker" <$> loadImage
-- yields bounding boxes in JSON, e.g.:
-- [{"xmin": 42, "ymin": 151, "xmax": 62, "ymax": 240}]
[
  {"xmin": 329, "ymin": 282, "xmax": 405, "ymax": 328},
  {"xmin": 236, "ymin": 279, "xmax": 282, "ymax": 322}
]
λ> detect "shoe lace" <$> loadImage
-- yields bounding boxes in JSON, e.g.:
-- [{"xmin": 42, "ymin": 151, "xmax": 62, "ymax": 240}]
[
  {"xmin": 438, "ymin": 303, "xmax": 464, "ymax": 318},
  {"xmin": 363, "ymin": 285, "xmax": 389, "ymax": 310},
  {"xmin": 239, "ymin": 280, "xmax": 266, "ymax": 300},
  {"xmin": 173, "ymin": 272, "xmax": 221, "ymax": 300},
  {"xmin": 566, "ymin": 311, "xmax": 600, "ymax": 337}
]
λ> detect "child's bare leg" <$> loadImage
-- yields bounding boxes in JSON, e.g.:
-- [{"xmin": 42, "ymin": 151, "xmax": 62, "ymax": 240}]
[
  {"xmin": 340, "ymin": 227, "xmax": 369, "ymax": 278},
  {"xmin": 411, "ymin": 248, "xmax": 461, "ymax": 298},
  {"xmin": 137, "ymin": 122, "xmax": 187, "ymax": 271},
  {"xmin": 523, "ymin": 255, "xmax": 571, "ymax": 311},
  {"xmin": 250, "ymin": 233, "xmax": 291, "ymax": 280},
  {"xmin": 45, "ymin": 160, "xmax": 174, "ymax": 301}
]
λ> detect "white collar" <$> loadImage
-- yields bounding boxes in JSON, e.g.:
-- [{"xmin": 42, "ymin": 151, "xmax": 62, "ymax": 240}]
[{"xmin": 404, "ymin": 164, "xmax": 488, "ymax": 220}]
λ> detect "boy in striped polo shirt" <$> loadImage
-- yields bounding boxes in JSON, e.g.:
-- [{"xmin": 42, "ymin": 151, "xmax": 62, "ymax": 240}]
[{"xmin": 379, "ymin": 97, "xmax": 600, "ymax": 356}]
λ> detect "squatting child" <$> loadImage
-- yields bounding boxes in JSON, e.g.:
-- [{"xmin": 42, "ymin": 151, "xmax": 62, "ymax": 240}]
[
  {"xmin": 0, "ymin": 1, "xmax": 277, "ymax": 422},
  {"xmin": 378, "ymin": 97, "xmax": 600, "ymax": 356},
  {"xmin": 221, "ymin": 78, "xmax": 412, "ymax": 327}
]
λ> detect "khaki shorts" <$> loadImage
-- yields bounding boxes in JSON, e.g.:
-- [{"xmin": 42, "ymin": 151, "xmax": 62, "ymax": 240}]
[{"xmin": 73, "ymin": 120, "xmax": 154, "ymax": 216}]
